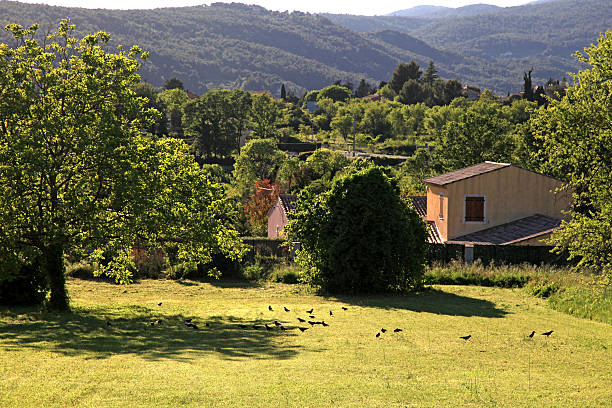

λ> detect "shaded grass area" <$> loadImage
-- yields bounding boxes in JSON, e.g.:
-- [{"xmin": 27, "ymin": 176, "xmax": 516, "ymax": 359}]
[
  {"xmin": 425, "ymin": 261, "xmax": 612, "ymax": 324},
  {"xmin": 0, "ymin": 279, "xmax": 611, "ymax": 407},
  {"xmin": 0, "ymin": 306, "xmax": 301, "ymax": 361}
]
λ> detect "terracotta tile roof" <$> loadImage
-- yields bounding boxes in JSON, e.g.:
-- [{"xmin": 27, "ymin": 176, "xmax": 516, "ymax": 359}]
[
  {"xmin": 423, "ymin": 161, "xmax": 511, "ymax": 186},
  {"xmin": 426, "ymin": 221, "xmax": 443, "ymax": 244},
  {"xmin": 447, "ymin": 214, "xmax": 561, "ymax": 245},
  {"xmin": 279, "ymin": 194, "xmax": 297, "ymax": 215},
  {"xmin": 408, "ymin": 196, "xmax": 427, "ymax": 218}
]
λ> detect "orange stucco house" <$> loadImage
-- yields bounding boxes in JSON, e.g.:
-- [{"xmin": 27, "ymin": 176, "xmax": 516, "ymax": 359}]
[
  {"xmin": 412, "ymin": 162, "xmax": 571, "ymax": 246},
  {"xmin": 267, "ymin": 194, "xmax": 297, "ymax": 238}
]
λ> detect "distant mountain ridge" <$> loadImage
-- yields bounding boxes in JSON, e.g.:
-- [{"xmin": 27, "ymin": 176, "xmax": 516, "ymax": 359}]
[
  {"xmin": 389, "ymin": 4, "xmax": 502, "ymax": 18},
  {"xmin": 0, "ymin": 0, "xmax": 608, "ymax": 96},
  {"xmin": 327, "ymin": 0, "xmax": 610, "ymax": 92},
  {"xmin": 0, "ymin": 1, "xmax": 473, "ymax": 95}
]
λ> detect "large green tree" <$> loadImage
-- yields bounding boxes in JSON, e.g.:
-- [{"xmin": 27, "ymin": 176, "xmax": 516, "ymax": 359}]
[
  {"xmin": 250, "ymin": 93, "xmax": 280, "ymax": 140},
  {"xmin": 0, "ymin": 21, "xmax": 243, "ymax": 310},
  {"xmin": 157, "ymin": 88, "xmax": 188, "ymax": 139},
  {"xmin": 388, "ymin": 61, "xmax": 422, "ymax": 94},
  {"xmin": 286, "ymin": 165, "xmax": 427, "ymax": 294},
  {"xmin": 183, "ymin": 89, "xmax": 251, "ymax": 161},
  {"xmin": 232, "ymin": 139, "xmax": 285, "ymax": 199},
  {"xmin": 527, "ymin": 32, "xmax": 612, "ymax": 283},
  {"xmin": 434, "ymin": 100, "xmax": 514, "ymax": 171}
]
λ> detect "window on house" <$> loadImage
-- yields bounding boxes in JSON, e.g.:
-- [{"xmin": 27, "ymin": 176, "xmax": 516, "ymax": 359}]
[
  {"xmin": 439, "ymin": 194, "xmax": 444, "ymax": 220},
  {"xmin": 465, "ymin": 196, "xmax": 485, "ymax": 222}
]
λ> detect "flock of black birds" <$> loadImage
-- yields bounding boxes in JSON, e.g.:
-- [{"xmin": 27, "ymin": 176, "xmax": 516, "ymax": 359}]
[
  {"xmin": 107, "ymin": 301, "xmax": 554, "ymax": 342},
  {"xmin": 258, "ymin": 304, "xmax": 355, "ymax": 334}
]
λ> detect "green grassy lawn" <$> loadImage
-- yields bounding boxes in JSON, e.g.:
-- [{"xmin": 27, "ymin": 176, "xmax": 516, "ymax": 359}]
[{"xmin": 1, "ymin": 279, "xmax": 610, "ymax": 407}]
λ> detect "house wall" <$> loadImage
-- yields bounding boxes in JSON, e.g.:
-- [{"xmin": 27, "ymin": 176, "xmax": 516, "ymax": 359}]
[
  {"xmin": 426, "ymin": 166, "xmax": 571, "ymax": 242},
  {"xmin": 267, "ymin": 201, "xmax": 288, "ymax": 238},
  {"xmin": 446, "ymin": 166, "xmax": 570, "ymax": 240},
  {"xmin": 426, "ymin": 185, "xmax": 449, "ymax": 241}
]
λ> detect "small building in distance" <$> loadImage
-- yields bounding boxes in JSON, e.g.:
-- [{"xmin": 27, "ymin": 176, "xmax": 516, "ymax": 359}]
[
  {"xmin": 409, "ymin": 162, "xmax": 571, "ymax": 246},
  {"xmin": 267, "ymin": 194, "xmax": 297, "ymax": 238}
]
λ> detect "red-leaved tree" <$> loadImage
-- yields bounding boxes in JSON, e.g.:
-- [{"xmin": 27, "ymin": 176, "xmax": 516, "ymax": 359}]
[{"xmin": 244, "ymin": 179, "xmax": 281, "ymax": 235}]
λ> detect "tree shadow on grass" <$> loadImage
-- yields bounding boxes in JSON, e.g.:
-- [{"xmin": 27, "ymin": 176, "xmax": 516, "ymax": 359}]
[
  {"xmin": 0, "ymin": 306, "xmax": 307, "ymax": 361},
  {"xmin": 206, "ymin": 279, "xmax": 261, "ymax": 289},
  {"xmin": 331, "ymin": 288, "xmax": 509, "ymax": 318}
]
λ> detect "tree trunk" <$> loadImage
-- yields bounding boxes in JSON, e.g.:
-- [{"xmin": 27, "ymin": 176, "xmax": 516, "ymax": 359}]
[{"xmin": 44, "ymin": 243, "xmax": 69, "ymax": 311}]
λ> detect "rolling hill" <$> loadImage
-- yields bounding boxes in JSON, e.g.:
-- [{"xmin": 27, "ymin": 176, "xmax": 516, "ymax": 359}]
[
  {"xmin": 327, "ymin": 0, "xmax": 610, "ymax": 91},
  {"xmin": 0, "ymin": 0, "xmax": 609, "ymax": 95},
  {"xmin": 388, "ymin": 4, "xmax": 502, "ymax": 18}
]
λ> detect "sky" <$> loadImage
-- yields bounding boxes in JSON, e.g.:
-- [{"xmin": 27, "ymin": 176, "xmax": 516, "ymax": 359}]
[{"xmin": 16, "ymin": 0, "xmax": 538, "ymax": 16}]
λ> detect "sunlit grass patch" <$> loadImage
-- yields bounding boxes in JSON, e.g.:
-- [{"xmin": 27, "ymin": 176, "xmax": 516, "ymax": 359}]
[{"xmin": 0, "ymin": 279, "xmax": 610, "ymax": 407}]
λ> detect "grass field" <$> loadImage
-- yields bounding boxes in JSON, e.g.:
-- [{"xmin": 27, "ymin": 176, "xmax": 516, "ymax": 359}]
[{"xmin": 1, "ymin": 278, "xmax": 610, "ymax": 407}]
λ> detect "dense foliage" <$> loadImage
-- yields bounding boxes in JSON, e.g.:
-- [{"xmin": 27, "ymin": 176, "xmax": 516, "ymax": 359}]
[
  {"xmin": 0, "ymin": 21, "xmax": 244, "ymax": 309},
  {"xmin": 1, "ymin": 0, "xmax": 608, "ymax": 95},
  {"xmin": 286, "ymin": 166, "xmax": 427, "ymax": 294},
  {"xmin": 523, "ymin": 31, "xmax": 612, "ymax": 285},
  {"xmin": 327, "ymin": 0, "xmax": 611, "ymax": 93}
]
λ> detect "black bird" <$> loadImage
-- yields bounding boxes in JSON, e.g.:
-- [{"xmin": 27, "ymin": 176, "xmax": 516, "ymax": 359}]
[
  {"xmin": 341, "ymin": 307, "xmax": 348, "ymax": 311},
  {"xmin": 329, "ymin": 310, "xmax": 333, "ymax": 316},
  {"xmin": 309, "ymin": 315, "xmax": 316, "ymax": 319},
  {"xmin": 376, "ymin": 332, "xmax": 381, "ymax": 338},
  {"xmin": 205, "ymin": 323, "xmax": 210, "ymax": 327},
  {"xmin": 528, "ymin": 330, "xmax": 535, "ymax": 338},
  {"xmin": 158, "ymin": 302, "xmax": 162, "ymax": 306},
  {"xmin": 106, "ymin": 321, "xmax": 112, "ymax": 327},
  {"xmin": 381, "ymin": 328, "xmax": 387, "ymax": 333},
  {"xmin": 322, "ymin": 321, "xmax": 329, "ymax": 327},
  {"xmin": 298, "ymin": 327, "xmax": 308, "ymax": 332},
  {"xmin": 308, "ymin": 321, "xmax": 316, "ymax": 326},
  {"xmin": 239, "ymin": 324, "xmax": 248, "ymax": 329},
  {"xmin": 268, "ymin": 305, "xmax": 273, "ymax": 311},
  {"xmin": 184, "ymin": 318, "xmax": 193, "ymax": 323},
  {"xmin": 186, "ymin": 323, "xmax": 199, "ymax": 329},
  {"xmin": 274, "ymin": 321, "xmax": 281, "ymax": 326},
  {"xmin": 306, "ymin": 308, "xmax": 313, "ymax": 314},
  {"xmin": 542, "ymin": 330, "xmax": 554, "ymax": 337},
  {"xmin": 280, "ymin": 326, "xmax": 287, "ymax": 331},
  {"xmin": 265, "ymin": 324, "xmax": 272, "ymax": 331},
  {"xmin": 150, "ymin": 321, "xmax": 156, "ymax": 326},
  {"xmin": 459, "ymin": 335, "xmax": 471, "ymax": 340},
  {"xmin": 284, "ymin": 307, "xmax": 290, "ymax": 312},
  {"xmin": 297, "ymin": 317, "xmax": 306, "ymax": 323},
  {"xmin": 393, "ymin": 328, "xmax": 402, "ymax": 333}
]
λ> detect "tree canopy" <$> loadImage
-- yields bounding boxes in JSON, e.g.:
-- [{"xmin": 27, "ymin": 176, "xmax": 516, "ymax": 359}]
[
  {"xmin": 0, "ymin": 21, "xmax": 243, "ymax": 310},
  {"xmin": 286, "ymin": 165, "xmax": 427, "ymax": 294},
  {"xmin": 526, "ymin": 31, "xmax": 612, "ymax": 284}
]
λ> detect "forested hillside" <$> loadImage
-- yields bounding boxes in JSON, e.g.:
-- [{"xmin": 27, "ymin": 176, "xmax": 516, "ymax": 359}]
[
  {"xmin": 0, "ymin": 1, "xmax": 469, "ymax": 95},
  {"xmin": 389, "ymin": 4, "xmax": 502, "ymax": 18},
  {"xmin": 327, "ymin": 0, "xmax": 611, "ymax": 92},
  {"xmin": 0, "ymin": 0, "xmax": 609, "ymax": 95}
]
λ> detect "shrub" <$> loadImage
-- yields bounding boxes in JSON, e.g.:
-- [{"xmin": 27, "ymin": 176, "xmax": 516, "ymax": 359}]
[
  {"xmin": 424, "ymin": 260, "xmax": 531, "ymax": 288},
  {"xmin": 164, "ymin": 262, "xmax": 199, "ymax": 280},
  {"xmin": 243, "ymin": 264, "xmax": 264, "ymax": 281},
  {"xmin": 269, "ymin": 264, "xmax": 302, "ymax": 284},
  {"xmin": 0, "ymin": 261, "xmax": 48, "ymax": 306},
  {"xmin": 132, "ymin": 248, "xmax": 167, "ymax": 279},
  {"xmin": 65, "ymin": 260, "xmax": 95, "ymax": 279},
  {"xmin": 287, "ymin": 165, "xmax": 427, "ymax": 293}
]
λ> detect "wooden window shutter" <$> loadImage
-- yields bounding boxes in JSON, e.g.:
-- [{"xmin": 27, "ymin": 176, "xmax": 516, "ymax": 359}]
[{"xmin": 465, "ymin": 196, "xmax": 484, "ymax": 222}]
